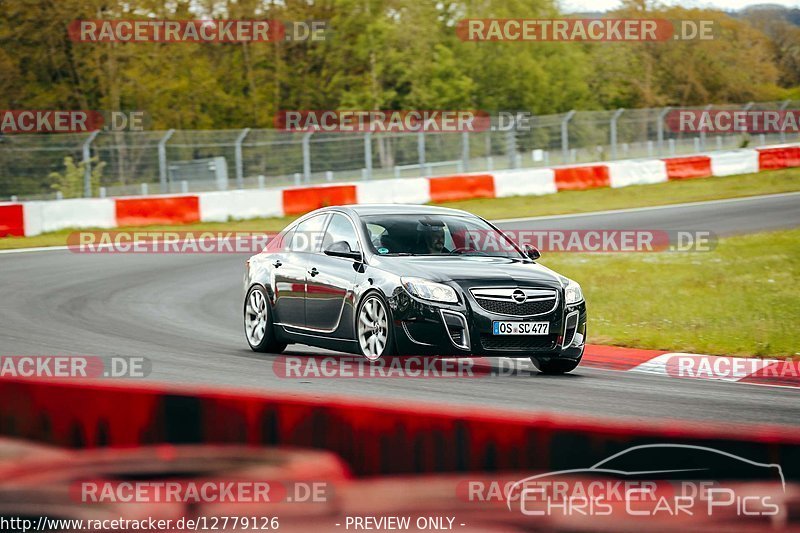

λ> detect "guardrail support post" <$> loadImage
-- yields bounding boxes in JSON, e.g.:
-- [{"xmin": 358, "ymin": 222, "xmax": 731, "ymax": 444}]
[
  {"xmin": 82, "ymin": 130, "xmax": 100, "ymax": 198},
  {"xmin": 158, "ymin": 129, "xmax": 175, "ymax": 193},
  {"xmin": 234, "ymin": 128, "xmax": 250, "ymax": 189},
  {"xmin": 779, "ymin": 100, "xmax": 791, "ymax": 143},
  {"xmin": 506, "ymin": 115, "xmax": 518, "ymax": 168},
  {"xmin": 657, "ymin": 106, "xmax": 671, "ymax": 156},
  {"xmin": 302, "ymin": 130, "xmax": 313, "ymax": 183},
  {"xmin": 561, "ymin": 110, "xmax": 576, "ymax": 163},
  {"xmin": 699, "ymin": 104, "xmax": 712, "ymax": 151}
]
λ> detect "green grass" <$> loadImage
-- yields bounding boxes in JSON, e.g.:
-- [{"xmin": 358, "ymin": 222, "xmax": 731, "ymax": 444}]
[
  {"xmin": 2, "ymin": 167, "xmax": 799, "ymax": 251},
  {"xmin": 542, "ymin": 228, "xmax": 800, "ymax": 358}
]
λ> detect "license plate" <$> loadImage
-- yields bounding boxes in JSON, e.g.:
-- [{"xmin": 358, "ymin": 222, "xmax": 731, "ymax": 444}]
[{"xmin": 492, "ymin": 321, "xmax": 549, "ymax": 335}]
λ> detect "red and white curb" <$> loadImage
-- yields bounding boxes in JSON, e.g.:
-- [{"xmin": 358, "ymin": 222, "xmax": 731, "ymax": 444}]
[{"xmin": 581, "ymin": 345, "xmax": 799, "ymax": 388}]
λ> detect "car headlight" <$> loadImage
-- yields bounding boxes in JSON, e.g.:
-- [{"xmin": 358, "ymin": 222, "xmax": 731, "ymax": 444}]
[
  {"xmin": 401, "ymin": 277, "xmax": 458, "ymax": 303},
  {"xmin": 563, "ymin": 279, "xmax": 584, "ymax": 305}
]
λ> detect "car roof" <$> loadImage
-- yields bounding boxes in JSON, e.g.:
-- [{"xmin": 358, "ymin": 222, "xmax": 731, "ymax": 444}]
[{"xmin": 330, "ymin": 204, "xmax": 474, "ymax": 217}]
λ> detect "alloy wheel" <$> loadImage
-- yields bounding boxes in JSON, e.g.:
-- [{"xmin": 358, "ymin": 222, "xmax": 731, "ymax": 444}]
[
  {"xmin": 358, "ymin": 295, "xmax": 388, "ymax": 360},
  {"xmin": 245, "ymin": 288, "xmax": 267, "ymax": 347}
]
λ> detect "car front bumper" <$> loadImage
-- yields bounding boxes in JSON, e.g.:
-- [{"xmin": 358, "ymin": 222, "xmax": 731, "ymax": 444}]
[{"xmin": 389, "ymin": 286, "xmax": 587, "ymax": 359}]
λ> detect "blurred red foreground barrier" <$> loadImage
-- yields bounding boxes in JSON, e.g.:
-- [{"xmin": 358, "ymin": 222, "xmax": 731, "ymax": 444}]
[
  {"xmin": 0, "ymin": 378, "xmax": 799, "ymax": 479},
  {"xmin": 663, "ymin": 155, "xmax": 712, "ymax": 180}
]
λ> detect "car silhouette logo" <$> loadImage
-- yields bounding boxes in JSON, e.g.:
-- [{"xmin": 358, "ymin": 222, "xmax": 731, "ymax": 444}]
[{"xmin": 512, "ymin": 290, "xmax": 526, "ymax": 304}]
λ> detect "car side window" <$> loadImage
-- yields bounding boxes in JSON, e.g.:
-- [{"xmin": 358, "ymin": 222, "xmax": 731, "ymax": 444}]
[
  {"xmin": 290, "ymin": 214, "xmax": 328, "ymax": 253},
  {"xmin": 323, "ymin": 213, "xmax": 361, "ymax": 252}
]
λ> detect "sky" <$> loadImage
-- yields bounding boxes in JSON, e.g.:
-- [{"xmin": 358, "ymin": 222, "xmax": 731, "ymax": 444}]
[{"xmin": 561, "ymin": 0, "xmax": 800, "ymax": 12}]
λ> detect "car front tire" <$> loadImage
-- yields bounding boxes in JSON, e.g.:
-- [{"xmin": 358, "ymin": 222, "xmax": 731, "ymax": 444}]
[
  {"xmin": 356, "ymin": 292, "xmax": 396, "ymax": 361},
  {"xmin": 244, "ymin": 285, "xmax": 287, "ymax": 353}
]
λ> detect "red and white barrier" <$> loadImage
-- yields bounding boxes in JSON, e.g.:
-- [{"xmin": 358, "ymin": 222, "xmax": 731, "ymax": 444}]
[
  {"xmin": 0, "ymin": 203, "xmax": 25, "ymax": 237},
  {"xmin": 492, "ymin": 168, "xmax": 556, "ymax": 197},
  {"xmin": 23, "ymin": 198, "xmax": 116, "ymax": 236},
  {"xmin": 662, "ymin": 155, "xmax": 712, "ymax": 180},
  {"xmin": 356, "ymin": 177, "xmax": 430, "ymax": 205},
  {"xmin": 199, "ymin": 189, "xmax": 283, "ymax": 222},
  {"xmin": 708, "ymin": 149, "xmax": 759, "ymax": 177},
  {"xmin": 428, "ymin": 174, "xmax": 495, "ymax": 202},
  {"xmin": 554, "ymin": 164, "xmax": 610, "ymax": 191},
  {"xmin": 5, "ymin": 143, "xmax": 799, "ymax": 237},
  {"xmin": 607, "ymin": 159, "xmax": 668, "ymax": 188},
  {"xmin": 757, "ymin": 144, "xmax": 800, "ymax": 170}
]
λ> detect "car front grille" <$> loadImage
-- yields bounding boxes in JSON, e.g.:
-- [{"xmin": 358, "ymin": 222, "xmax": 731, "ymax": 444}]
[
  {"xmin": 470, "ymin": 287, "xmax": 558, "ymax": 317},
  {"xmin": 479, "ymin": 335, "xmax": 555, "ymax": 352}
]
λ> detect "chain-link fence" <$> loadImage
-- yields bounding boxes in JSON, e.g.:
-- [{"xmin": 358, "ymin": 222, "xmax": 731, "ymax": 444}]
[{"xmin": 2, "ymin": 100, "xmax": 799, "ymax": 201}]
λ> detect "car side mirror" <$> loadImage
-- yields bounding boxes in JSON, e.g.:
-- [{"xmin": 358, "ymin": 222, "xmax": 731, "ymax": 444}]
[
  {"xmin": 324, "ymin": 240, "xmax": 362, "ymax": 260},
  {"xmin": 523, "ymin": 244, "xmax": 541, "ymax": 261}
]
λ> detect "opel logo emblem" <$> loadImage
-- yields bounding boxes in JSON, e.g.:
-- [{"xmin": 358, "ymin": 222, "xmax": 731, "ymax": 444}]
[{"xmin": 512, "ymin": 290, "xmax": 526, "ymax": 304}]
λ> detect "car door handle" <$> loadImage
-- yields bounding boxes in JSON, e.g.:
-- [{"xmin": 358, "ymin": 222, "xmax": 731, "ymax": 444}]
[
  {"xmin": 272, "ymin": 260, "xmax": 282, "ymax": 268},
  {"xmin": 308, "ymin": 267, "xmax": 319, "ymax": 277}
]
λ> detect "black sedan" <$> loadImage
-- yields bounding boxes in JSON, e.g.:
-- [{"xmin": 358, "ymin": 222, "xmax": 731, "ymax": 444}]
[{"xmin": 243, "ymin": 204, "xmax": 586, "ymax": 373}]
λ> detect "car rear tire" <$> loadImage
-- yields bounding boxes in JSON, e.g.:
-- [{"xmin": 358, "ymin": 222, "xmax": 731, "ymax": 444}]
[
  {"xmin": 244, "ymin": 285, "xmax": 287, "ymax": 353},
  {"xmin": 531, "ymin": 357, "xmax": 580, "ymax": 374},
  {"xmin": 356, "ymin": 292, "xmax": 395, "ymax": 361}
]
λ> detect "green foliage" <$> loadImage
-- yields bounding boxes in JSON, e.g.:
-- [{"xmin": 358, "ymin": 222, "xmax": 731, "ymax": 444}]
[
  {"xmin": 0, "ymin": 0, "xmax": 796, "ymax": 126},
  {"xmin": 49, "ymin": 156, "xmax": 105, "ymax": 198}
]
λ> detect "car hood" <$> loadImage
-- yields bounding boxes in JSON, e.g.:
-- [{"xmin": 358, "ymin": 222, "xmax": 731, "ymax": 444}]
[{"xmin": 373, "ymin": 255, "xmax": 565, "ymax": 289}]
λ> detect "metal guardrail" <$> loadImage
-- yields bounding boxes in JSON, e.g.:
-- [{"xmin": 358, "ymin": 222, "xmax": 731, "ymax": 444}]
[{"xmin": 2, "ymin": 100, "xmax": 799, "ymax": 201}]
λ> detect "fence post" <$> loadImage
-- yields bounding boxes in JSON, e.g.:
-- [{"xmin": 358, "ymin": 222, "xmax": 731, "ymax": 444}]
[
  {"xmin": 82, "ymin": 130, "xmax": 100, "ymax": 198},
  {"xmin": 302, "ymin": 130, "xmax": 314, "ymax": 182},
  {"xmin": 561, "ymin": 110, "xmax": 576, "ymax": 163},
  {"xmin": 779, "ymin": 100, "xmax": 791, "ymax": 143},
  {"xmin": 506, "ymin": 115, "xmax": 517, "ymax": 168},
  {"xmin": 417, "ymin": 132, "xmax": 426, "ymax": 174},
  {"xmin": 461, "ymin": 131, "xmax": 470, "ymax": 172},
  {"xmin": 699, "ymin": 104, "xmax": 712, "ymax": 151},
  {"xmin": 657, "ymin": 106, "xmax": 671, "ymax": 156},
  {"xmin": 610, "ymin": 108, "xmax": 624, "ymax": 160},
  {"xmin": 364, "ymin": 132, "xmax": 372, "ymax": 180},
  {"xmin": 158, "ymin": 129, "xmax": 175, "ymax": 193},
  {"xmin": 234, "ymin": 128, "xmax": 250, "ymax": 189}
]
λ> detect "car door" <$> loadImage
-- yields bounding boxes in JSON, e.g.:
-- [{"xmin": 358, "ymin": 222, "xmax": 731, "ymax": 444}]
[
  {"xmin": 272, "ymin": 214, "xmax": 328, "ymax": 327},
  {"xmin": 304, "ymin": 213, "xmax": 362, "ymax": 334}
]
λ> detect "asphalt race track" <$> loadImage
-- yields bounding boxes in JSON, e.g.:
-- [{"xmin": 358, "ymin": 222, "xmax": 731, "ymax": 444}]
[{"xmin": 1, "ymin": 192, "xmax": 798, "ymax": 429}]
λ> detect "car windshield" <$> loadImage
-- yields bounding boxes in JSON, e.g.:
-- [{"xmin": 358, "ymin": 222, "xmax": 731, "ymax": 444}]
[{"xmin": 361, "ymin": 214, "xmax": 524, "ymax": 258}]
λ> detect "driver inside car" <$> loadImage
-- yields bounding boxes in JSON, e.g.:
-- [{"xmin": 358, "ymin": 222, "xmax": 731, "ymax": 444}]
[{"xmin": 417, "ymin": 219, "xmax": 450, "ymax": 254}]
